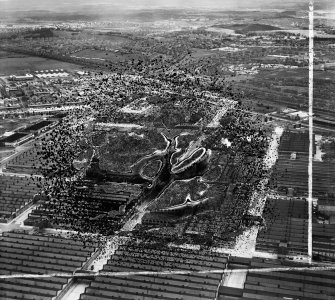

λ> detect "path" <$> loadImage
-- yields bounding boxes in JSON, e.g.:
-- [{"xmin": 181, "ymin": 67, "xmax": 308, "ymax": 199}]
[
  {"xmin": 60, "ymin": 282, "xmax": 89, "ymax": 300},
  {"xmin": 60, "ymin": 198, "xmax": 149, "ymax": 300}
]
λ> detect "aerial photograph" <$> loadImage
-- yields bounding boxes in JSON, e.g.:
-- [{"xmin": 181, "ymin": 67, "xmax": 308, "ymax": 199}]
[{"xmin": 0, "ymin": 0, "xmax": 334, "ymax": 299}]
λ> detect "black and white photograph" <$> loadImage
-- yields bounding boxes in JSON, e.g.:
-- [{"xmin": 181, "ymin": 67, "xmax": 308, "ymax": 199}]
[{"xmin": 0, "ymin": 0, "xmax": 335, "ymax": 299}]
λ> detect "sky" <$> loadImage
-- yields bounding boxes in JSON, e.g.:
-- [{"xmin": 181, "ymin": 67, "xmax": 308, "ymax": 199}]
[
  {"xmin": 0, "ymin": 0, "xmax": 333, "ymax": 13},
  {"xmin": 0, "ymin": 0, "xmax": 309, "ymax": 11}
]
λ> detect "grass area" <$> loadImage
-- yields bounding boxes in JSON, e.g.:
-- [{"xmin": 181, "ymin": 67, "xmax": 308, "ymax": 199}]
[
  {"xmin": 148, "ymin": 178, "xmax": 208, "ymax": 211},
  {"xmin": 0, "ymin": 50, "xmax": 26, "ymax": 59},
  {"xmin": 190, "ymin": 48, "xmax": 215, "ymax": 58},
  {"xmin": 202, "ymin": 165, "xmax": 222, "ymax": 181},
  {"xmin": 142, "ymin": 159, "xmax": 162, "ymax": 179},
  {"xmin": 73, "ymin": 49, "xmax": 116, "ymax": 59},
  {"xmin": 99, "ymin": 129, "xmax": 166, "ymax": 173},
  {"xmin": 0, "ymin": 54, "xmax": 84, "ymax": 75},
  {"xmin": 73, "ymin": 49, "xmax": 142, "ymax": 63}
]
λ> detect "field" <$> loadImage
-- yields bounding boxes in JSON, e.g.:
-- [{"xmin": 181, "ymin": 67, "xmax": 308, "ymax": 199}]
[
  {"xmin": 142, "ymin": 160, "xmax": 162, "ymax": 179},
  {"xmin": 72, "ymin": 49, "xmax": 143, "ymax": 63},
  {"xmin": 190, "ymin": 48, "xmax": 216, "ymax": 58},
  {"xmin": 0, "ymin": 53, "xmax": 84, "ymax": 75},
  {"xmin": 73, "ymin": 49, "xmax": 113, "ymax": 59},
  {"xmin": 0, "ymin": 50, "xmax": 25, "ymax": 59}
]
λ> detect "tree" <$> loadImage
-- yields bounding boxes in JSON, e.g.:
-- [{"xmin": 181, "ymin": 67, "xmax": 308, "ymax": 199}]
[
  {"xmin": 201, "ymin": 103, "xmax": 271, "ymax": 230},
  {"xmin": 34, "ymin": 217, "xmax": 51, "ymax": 232}
]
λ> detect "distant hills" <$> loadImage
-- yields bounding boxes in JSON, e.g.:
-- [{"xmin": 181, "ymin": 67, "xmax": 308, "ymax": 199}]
[{"xmin": 212, "ymin": 23, "xmax": 282, "ymax": 34}]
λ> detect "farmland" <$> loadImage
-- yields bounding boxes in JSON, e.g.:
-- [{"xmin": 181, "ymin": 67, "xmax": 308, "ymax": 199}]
[{"xmin": 0, "ymin": 52, "xmax": 84, "ymax": 74}]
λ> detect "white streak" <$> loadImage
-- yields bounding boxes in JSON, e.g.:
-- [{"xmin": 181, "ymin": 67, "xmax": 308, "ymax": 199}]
[
  {"xmin": 2, "ymin": 265, "xmax": 335, "ymax": 280},
  {"xmin": 308, "ymin": 0, "xmax": 314, "ymax": 263}
]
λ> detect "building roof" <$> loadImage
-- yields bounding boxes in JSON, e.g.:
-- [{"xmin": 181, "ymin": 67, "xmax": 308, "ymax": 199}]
[
  {"xmin": 24, "ymin": 120, "xmax": 53, "ymax": 132},
  {"xmin": 0, "ymin": 132, "xmax": 29, "ymax": 143}
]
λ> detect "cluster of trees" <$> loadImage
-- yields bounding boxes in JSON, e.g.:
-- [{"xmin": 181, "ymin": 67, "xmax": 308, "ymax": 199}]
[
  {"xmin": 199, "ymin": 103, "xmax": 271, "ymax": 231},
  {"xmin": 321, "ymin": 140, "xmax": 335, "ymax": 162}
]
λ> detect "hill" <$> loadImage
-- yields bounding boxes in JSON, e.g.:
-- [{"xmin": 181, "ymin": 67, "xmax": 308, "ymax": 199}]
[{"xmin": 213, "ymin": 23, "xmax": 282, "ymax": 33}]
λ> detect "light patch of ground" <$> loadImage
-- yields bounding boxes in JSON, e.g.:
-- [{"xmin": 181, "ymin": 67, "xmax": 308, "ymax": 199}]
[
  {"xmin": 221, "ymin": 138, "xmax": 232, "ymax": 147},
  {"xmin": 211, "ymin": 47, "xmax": 245, "ymax": 52},
  {"xmin": 207, "ymin": 100, "xmax": 236, "ymax": 128},
  {"xmin": 222, "ymin": 269, "xmax": 248, "ymax": 289},
  {"xmin": 95, "ymin": 123, "xmax": 143, "ymax": 129},
  {"xmin": 121, "ymin": 211, "xmax": 146, "ymax": 232},
  {"xmin": 70, "ymin": 55, "xmax": 106, "ymax": 61},
  {"xmin": 168, "ymin": 243, "xmax": 201, "ymax": 251},
  {"xmin": 253, "ymin": 251, "xmax": 278, "ymax": 259},
  {"xmin": 10, "ymin": 204, "xmax": 38, "ymax": 226},
  {"xmin": 233, "ymin": 226, "xmax": 259, "ymax": 258},
  {"xmin": 263, "ymin": 126, "xmax": 284, "ymax": 170},
  {"xmin": 248, "ymin": 126, "xmax": 283, "ymax": 216},
  {"xmin": 0, "ymin": 105, "xmax": 89, "ymax": 117},
  {"xmin": 121, "ymin": 105, "xmax": 152, "ymax": 115},
  {"xmin": 61, "ymin": 282, "xmax": 89, "ymax": 300},
  {"xmin": 87, "ymin": 236, "xmax": 126, "ymax": 272},
  {"xmin": 314, "ymin": 134, "xmax": 325, "ymax": 161}
]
